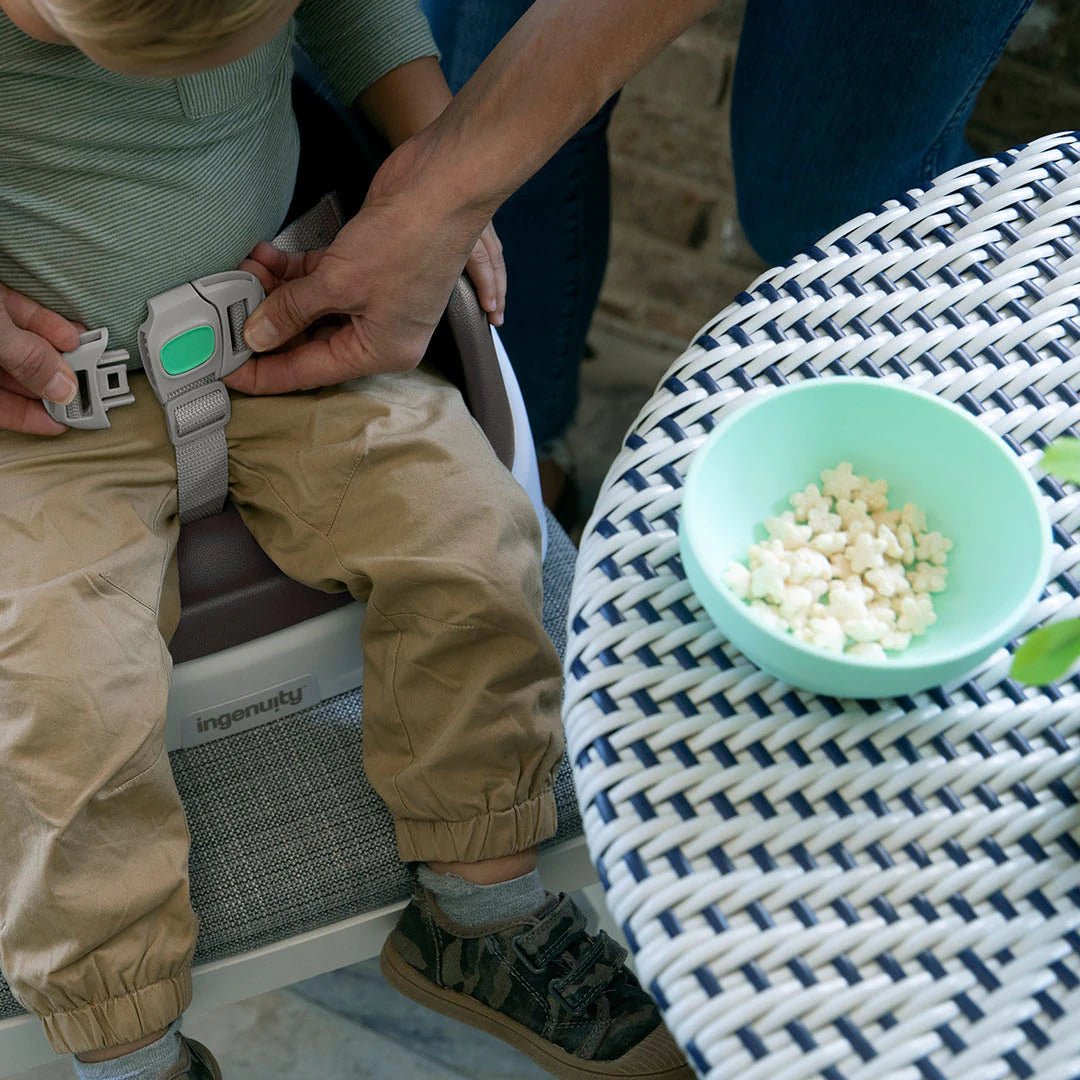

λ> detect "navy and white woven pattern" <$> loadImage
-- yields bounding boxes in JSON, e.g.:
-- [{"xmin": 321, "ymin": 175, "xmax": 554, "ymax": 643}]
[{"xmin": 564, "ymin": 132, "xmax": 1080, "ymax": 1079}]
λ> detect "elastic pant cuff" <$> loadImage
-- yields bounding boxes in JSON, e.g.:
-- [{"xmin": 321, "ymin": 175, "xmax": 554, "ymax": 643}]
[
  {"xmin": 41, "ymin": 971, "xmax": 191, "ymax": 1055},
  {"xmin": 395, "ymin": 788, "xmax": 558, "ymax": 864}
]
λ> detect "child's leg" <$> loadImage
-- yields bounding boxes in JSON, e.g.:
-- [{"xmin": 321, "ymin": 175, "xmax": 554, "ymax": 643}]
[
  {"xmin": 226, "ymin": 367, "xmax": 565, "ymax": 866},
  {"xmin": 0, "ymin": 381, "xmax": 196, "ymax": 1062},
  {"xmin": 227, "ymin": 371, "xmax": 689, "ymax": 1077}
]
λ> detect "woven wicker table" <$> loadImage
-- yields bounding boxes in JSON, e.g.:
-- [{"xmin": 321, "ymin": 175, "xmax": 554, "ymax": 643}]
[{"xmin": 564, "ymin": 132, "xmax": 1080, "ymax": 1080}]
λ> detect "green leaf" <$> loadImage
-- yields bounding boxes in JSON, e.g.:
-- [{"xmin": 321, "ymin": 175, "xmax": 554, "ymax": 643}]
[
  {"xmin": 1042, "ymin": 438, "xmax": 1080, "ymax": 485},
  {"xmin": 1012, "ymin": 619, "xmax": 1080, "ymax": 685}
]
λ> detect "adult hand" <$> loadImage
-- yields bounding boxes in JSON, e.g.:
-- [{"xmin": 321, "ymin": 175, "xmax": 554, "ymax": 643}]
[
  {"xmin": 225, "ymin": 137, "xmax": 492, "ymax": 397},
  {"xmin": 0, "ymin": 283, "xmax": 81, "ymax": 435},
  {"xmin": 228, "ymin": 214, "xmax": 505, "ymax": 396}
]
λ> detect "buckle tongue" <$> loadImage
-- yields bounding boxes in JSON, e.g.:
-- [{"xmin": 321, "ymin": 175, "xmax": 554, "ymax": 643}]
[{"xmin": 45, "ymin": 328, "xmax": 133, "ymax": 430}]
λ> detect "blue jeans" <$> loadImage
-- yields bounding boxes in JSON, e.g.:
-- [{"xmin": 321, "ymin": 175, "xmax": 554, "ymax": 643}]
[
  {"xmin": 422, "ymin": 0, "xmax": 617, "ymax": 449},
  {"xmin": 423, "ymin": 0, "xmax": 1032, "ymax": 440},
  {"xmin": 732, "ymin": 0, "xmax": 1035, "ymax": 265}
]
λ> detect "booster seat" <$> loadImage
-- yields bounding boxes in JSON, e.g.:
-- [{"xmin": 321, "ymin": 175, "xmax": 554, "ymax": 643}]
[{"xmin": 0, "ymin": 66, "xmax": 591, "ymax": 1075}]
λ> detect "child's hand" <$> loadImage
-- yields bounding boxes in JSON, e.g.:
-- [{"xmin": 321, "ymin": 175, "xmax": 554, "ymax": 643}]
[
  {"xmin": 0, "ymin": 284, "xmax": 82, "ymax": 435},
  {"xmin": 466, "ymin": 222, "xmax": 506, "ymax": 328}
]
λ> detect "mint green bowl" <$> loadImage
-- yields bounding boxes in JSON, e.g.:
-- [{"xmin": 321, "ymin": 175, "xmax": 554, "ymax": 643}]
[{"xmin": 679, "ymin": 379, "xmax": 1052, "ymax": 698}]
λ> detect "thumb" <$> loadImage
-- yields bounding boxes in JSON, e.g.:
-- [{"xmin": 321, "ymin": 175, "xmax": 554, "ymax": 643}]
[
  {"xmin": 243, "ymin": 270, "xmax": 337, "ymax": 353},
  {"xmin": 0, "ymin": 306, "xmax": 77, "ymax": 405}
]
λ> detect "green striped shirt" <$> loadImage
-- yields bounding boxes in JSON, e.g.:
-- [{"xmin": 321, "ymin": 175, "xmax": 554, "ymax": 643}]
[{"xmin": 0, "ymin": 1, "xmax": 436, "ymax": 364}]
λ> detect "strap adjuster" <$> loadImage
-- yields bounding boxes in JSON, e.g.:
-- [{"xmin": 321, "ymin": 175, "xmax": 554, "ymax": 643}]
[
  {"xmin": 161, "ymin": 381, "xmax": 231, "ymax": 447},
  {"xmin": 44, "ymin": 328, "xmax": 134, "ymax": 430}
]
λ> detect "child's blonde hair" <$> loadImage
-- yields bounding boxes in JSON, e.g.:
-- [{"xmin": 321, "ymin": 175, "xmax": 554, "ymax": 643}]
[{"xmin": 45, "ymin": 0, "xmax": 288, "ymax": 63}]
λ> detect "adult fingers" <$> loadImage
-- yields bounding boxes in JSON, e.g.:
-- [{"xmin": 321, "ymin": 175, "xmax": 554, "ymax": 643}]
[
  {"xmin": 0, "ymin": 298, "xmax": 78, "ymax": 407},
  {"xmin": 0, "ymin": 385, "xmax": 68, "ymax": 435},
  {"xmin": 237, "ymin": 256, "xmax": 278, "ymax": 295},
  {"xmin": 224, "ymin": 331, "xmax": 363, "ymax": 396},
  {"xmin": 225, "ymin": 315, "xmax": 430, "ymax": 396},
  {"xmin": 241, "ymin": 249, "xmax": 332, "ymax": 352},
  {"xmin": 239, "ymin": 243, "xmax": 326, "ymax": 293},
  {"xmin": 4, "ymin": 285, "xmax": 82, "ymax": 353},
  {"xmin": 0, "ymin": 370, "xmax": 46, "ymax": 398}
]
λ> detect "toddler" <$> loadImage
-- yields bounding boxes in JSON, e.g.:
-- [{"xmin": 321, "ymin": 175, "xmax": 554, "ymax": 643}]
[{"xmin": 0, "ymin": 1, "xmax": 689, "ymax": 1078}]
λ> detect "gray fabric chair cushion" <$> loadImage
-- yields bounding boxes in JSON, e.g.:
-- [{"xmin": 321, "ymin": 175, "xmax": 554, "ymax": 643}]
[{"xmin": 0, "ymin": 513, "xmax": 580, "ymax": 1022}]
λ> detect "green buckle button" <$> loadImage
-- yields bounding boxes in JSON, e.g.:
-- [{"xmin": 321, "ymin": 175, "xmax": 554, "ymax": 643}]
[{"xmin": 160, "ymin": 325, "xmax": 216, "ymax": 376}]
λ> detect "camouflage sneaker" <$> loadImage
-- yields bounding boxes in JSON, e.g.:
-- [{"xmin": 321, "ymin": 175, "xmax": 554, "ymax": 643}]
[
  {"xmin": 161, "ymin": 1037, "xmax": 222, "ymax": 1080},
  {"xmin": 380, "ymin": 890, "xmax": 692, "ymax": 1079}
]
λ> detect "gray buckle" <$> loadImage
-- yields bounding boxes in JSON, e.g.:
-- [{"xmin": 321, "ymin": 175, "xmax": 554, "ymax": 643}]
[
  {"xmin": 44, "ymin": 328, "xmax": 134, "ymax": 430},
  {"xmin": 139, "ymin": 270, "xmax": 264, "ymax": 412},
  {"xmin": 138, "ymin": 271, "xmax": 263, "ymax": 524}
]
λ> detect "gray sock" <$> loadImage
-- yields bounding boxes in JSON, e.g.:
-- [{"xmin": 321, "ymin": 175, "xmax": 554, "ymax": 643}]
[
  {"xmin": 72, "ymin": 1019, "xmax": 183, "ymax": 1080},
  {"xmin": 418, "ymin": 865, "xmax": 548, "ymax": 928}
]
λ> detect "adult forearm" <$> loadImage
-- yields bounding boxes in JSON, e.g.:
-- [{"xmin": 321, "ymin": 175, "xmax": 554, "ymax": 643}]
[
  {"xmin": 426, "ymin": 0, "xmax": 717, "ymax": 215},
  {"xmin": 237, "ymin": 0, "xmax": 719, "ymax": 387}
]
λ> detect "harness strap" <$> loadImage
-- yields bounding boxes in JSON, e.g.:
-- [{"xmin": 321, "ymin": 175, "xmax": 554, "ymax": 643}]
[
  {"xmin": 172, "ymin": 386, "xmax": 231, "ymax": 523},
  {"xmin": 48, "ymin": 196, "xmax": 343, "ymax": 524},
  {"xmin": 139, "ymin": 273, "xmax": 264, "ymax": 523}
]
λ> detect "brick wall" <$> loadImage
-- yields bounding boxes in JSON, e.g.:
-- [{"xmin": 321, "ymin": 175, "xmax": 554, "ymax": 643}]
[{"xmin": 598, "ymin": 0, "xmax": 1080, "ymax": 350}]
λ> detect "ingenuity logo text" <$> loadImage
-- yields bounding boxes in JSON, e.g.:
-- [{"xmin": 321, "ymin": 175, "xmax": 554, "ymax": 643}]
[{"xmin": 195, "ymin": 687, "xmax": 306, "ymax": 734}]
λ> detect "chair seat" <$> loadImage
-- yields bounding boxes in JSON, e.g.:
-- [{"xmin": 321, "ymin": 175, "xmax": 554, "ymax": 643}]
[{"xmin": 170, "ymin": 502, "xmax": 352, "ymax": 665}]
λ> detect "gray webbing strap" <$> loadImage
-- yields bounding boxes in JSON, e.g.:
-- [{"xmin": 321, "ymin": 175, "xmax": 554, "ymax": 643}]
[
  {"xmin": 168, "ymin": 197, "xmax": 344, "ymax": 522},
  {"xmin": 139, "ymin": 275, "xmax": 263, "ymax": 524},
  {"xmin": 273, "ymin": 192, "xmax": 344, "ymax": 252},
  {"xmin": 172, "ymin": 385, "xmax": 230, "ymax": 522}
]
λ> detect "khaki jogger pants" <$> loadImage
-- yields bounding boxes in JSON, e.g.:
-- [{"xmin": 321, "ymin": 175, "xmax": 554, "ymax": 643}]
[{"xmin": 0, "ymin": 369, "xmax": 564, "ymax": 1054}]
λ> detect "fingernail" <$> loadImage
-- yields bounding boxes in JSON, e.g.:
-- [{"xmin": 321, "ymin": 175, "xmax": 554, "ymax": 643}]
[
  {"xmin": 244, "ymin": 317, "xmax": 272, "ymax": 351},
  {"xmin": 495, "ymin": 314, "xmax": 505, "ymax": 327},
  {"xmin": 44, "ymin": 372, "xmax": 77, "ymax": 405}
]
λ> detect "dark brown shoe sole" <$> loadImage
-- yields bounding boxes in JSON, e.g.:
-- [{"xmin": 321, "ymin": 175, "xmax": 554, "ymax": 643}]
[{"xmin": 380, "ymin": 937, "xmax": 693, "ymax": 1080}]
